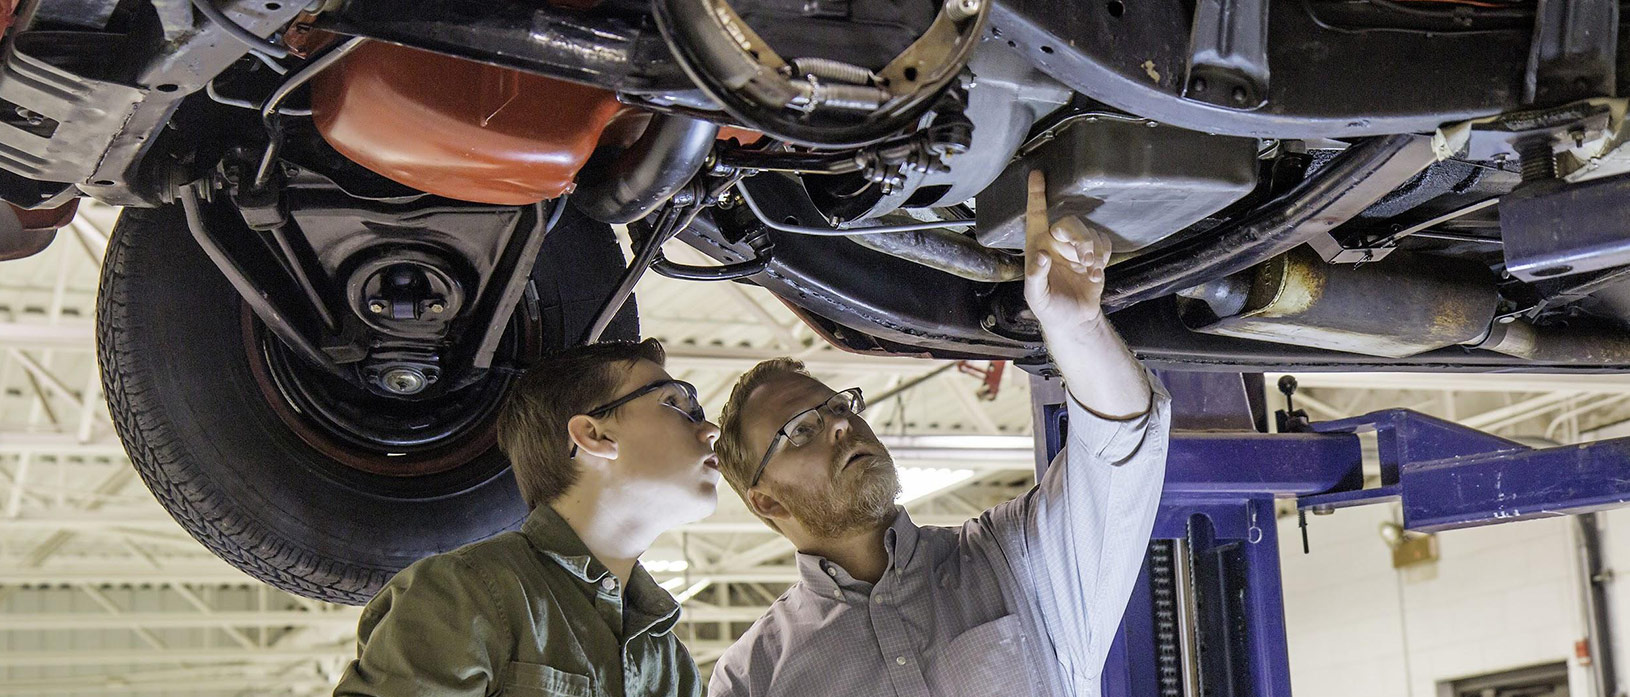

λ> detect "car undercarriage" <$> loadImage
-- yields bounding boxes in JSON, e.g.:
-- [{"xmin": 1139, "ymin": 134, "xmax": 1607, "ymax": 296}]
[{"xmin": 2, "ymin": 0, "xmax": 1628, "ymax": 601}]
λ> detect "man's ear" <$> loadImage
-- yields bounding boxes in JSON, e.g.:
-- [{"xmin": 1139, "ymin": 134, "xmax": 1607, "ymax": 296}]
[
  {"xmin": 567, "ymin": 414, "xmax": 618, "ymax": 461},
  {"xmin": 746, "ymin": 488, "xmax": 791, "ymax": 522}
]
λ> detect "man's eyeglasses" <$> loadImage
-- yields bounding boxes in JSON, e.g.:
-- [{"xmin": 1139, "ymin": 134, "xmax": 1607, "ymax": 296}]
[
  {"xmin": 747, "ymin": 387, "xmax": 865, "ymax": 488},
  {"xmin": 570, "ymin": 379, "xmax": 705, "ymax": 458}
]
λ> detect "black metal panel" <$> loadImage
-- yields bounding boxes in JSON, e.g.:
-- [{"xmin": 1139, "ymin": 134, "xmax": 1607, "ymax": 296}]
[
  {"xmin": 1525, "ymin": 0, "xmax": 1619, "ymax": 104},
  {"xmin": 688, "ymin": 174, "xmax": 1037, "ymax": 355},
  {"xmin": 0, "ymin": 1, "xmax": 311, "ymax": 206},
  {"xmin": 989, "ymin": 0, "xmax": 1530, "ymax": 138},
  {"xmin": 324, "ymin": 0, "xmax": 692, "ymax": 94},
  {"xmin": 1183, "ymin": 0, "xmax": 1270, "ymax": 109}
]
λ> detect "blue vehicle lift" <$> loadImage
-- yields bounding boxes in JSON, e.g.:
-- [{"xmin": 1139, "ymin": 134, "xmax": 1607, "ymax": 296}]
[{"xmin": 1032, "ymin": 371, "xmax": 1630, "ymax": 697}]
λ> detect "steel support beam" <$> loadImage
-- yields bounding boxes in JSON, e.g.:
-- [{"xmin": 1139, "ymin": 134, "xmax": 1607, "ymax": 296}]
[
  {"xmin": 0, "ymin": 565, "xmax": 805, "ymax": 585},
  {"xmin": 1299, "ymin": 408, "xmax": 1630, "ymax": 531},
  {"xmin": 0, "ymin": 321, "xmax": 92, "ymax": 350},
  {"xmin": 0, "ymin": 643, "xmax": 729, "ymax": 668}
]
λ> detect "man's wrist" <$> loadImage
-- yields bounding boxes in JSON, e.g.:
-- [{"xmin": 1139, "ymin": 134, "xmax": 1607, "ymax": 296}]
[{"xmin": 1038, "ymin": 312, "xmax": 1113, "ymax": 347}]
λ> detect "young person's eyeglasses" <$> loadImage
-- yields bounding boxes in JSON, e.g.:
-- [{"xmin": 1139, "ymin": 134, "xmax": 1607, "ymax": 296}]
[
  {"xmin": 586, "ymin": 379, "xmax": 704, "ymax": 423},
  {"xmin": 569, "ymin": 379, "xmax": 705, "ymax": 458},
  {"xmin": 747, "ymin": 387, "xmax": 865, "ymax": 488}
]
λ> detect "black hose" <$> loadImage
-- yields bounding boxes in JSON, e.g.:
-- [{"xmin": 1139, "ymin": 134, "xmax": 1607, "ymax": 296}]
[
  {"xmin": 715, "ymin": 148, "xmax": 865, "ymax": 175},
  {"xmin": 188, "ymin": 0, "xmax": 290, "ymax": 59},
  {"xmin": 582, "ymin": 205, "xmax": 689, "ymax": 344},
  {"xmin": 650, "ymin": 253, "xmax": 770, "ymax": 281},
  {"xmin": 574, "ymin": 115, "xmax": 719, "ymax": 224}
]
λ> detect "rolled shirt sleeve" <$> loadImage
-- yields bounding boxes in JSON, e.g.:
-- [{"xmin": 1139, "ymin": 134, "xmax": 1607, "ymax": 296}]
[
  {"xmin": 708, "ymin": 650, "xmax": 749, "ymax": 697},
  {"xmin": 1017, "ymin": 372, "xmax": 1171, "ymax": 691},
  {"xmin": 333, "ymin": 552, "xmax": 512, "ymax": 697}
]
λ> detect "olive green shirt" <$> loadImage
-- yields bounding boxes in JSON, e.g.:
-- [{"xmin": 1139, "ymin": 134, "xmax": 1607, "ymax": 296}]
[{"xmin": 334, "ymin": 505, "xmax": 701, "ymax": 697}]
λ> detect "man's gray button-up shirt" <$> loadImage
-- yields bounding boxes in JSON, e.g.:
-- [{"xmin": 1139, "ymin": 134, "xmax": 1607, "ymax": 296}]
[{"xmin": 709, "ymin": 379, "xmax": 1171, "ymax": 697}]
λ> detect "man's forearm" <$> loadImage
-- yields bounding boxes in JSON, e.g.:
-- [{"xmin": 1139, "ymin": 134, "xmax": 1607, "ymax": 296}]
[{"xmin": 1044, "ymin": 316, "xmax": 1150, "ymax": 420}]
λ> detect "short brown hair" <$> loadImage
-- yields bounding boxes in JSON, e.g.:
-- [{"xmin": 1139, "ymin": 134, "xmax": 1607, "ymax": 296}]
[
  {"xmin": 716, "ymin": 358, "xmax": 812, "ymax": 526},
  {"xmin": 496, "ymin": 338, "xmax": 666, "ymax": 508}
]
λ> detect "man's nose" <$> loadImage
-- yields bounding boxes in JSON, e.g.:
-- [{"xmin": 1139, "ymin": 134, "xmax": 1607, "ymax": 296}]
[
  {"xmin": 700, "ymin": 420, "xmax": 721, "ymax": 446},
  {"xmin": 828, "ymin": 411, "xmax": 852, "ymax": 443}
]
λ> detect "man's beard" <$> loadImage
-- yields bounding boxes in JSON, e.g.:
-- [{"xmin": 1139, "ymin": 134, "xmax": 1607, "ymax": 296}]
[{"xmin": 774, "ymin": 443, "xmax": 901, "ymax": 539}]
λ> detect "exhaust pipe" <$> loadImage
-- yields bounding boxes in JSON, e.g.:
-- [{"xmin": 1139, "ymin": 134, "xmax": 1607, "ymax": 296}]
[
  {"xmin": 1180, "ymin": 245, "xmax": 1630, "ymax": 364},
  {"xmin": 574, "ymin": 114, "xmax": 719, "ymax": 224}
]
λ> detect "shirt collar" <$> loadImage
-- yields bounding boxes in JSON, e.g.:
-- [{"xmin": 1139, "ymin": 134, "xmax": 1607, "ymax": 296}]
[
  {"xmin": 520, "ymin": 506, "xmax": 682, "ymax": 636},
  {"xmin": 793, "ymin": 507, "xmax": 919, "ymax": 598},
  {"xmin": 625, "ymin": 564, "xmax": 683, "ymax": 637},
  {"xmin": 521, "ymin": 505, "xmax": 611, "ymax": 584},
  {"xmin": 882, "ymin": 507, "xmax": 919, "ymax": 571}
]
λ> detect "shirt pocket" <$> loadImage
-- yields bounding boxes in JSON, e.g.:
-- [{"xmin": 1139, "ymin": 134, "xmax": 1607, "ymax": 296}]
[
  {"xmin": 504, "ymin": 660, "xmax": 595, "ymax": 697},
  {"xmin": 925, "ymin": 614, "xmax": 1034, "ymax": 697}
]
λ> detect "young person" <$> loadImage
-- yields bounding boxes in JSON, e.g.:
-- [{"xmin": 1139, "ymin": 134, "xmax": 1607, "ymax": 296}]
[
  {"xmin": 709, "ymin": 171, "xmax": 1172, "ymax": 697},
  {"xmin": 334, "ymin": 338, "xmax": 721, "ymax": 696}
]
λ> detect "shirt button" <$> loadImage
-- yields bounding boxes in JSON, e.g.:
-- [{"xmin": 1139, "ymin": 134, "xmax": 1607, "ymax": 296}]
[
  {"xmin": 825, "ymin": 566, "xmax": 838, "ymax": 577},
  {"xmin": 833, "ymin": 589, "xmax": 842, "ymax": 599},
  {"xmin": 873, "ymin": 595, "xmax": 883, "ymax": 604},
  {"xmin": 896, "ymin": 656, "xmax": 907, "ymax": 666},
  {"xmin": 600, "ymin": 577, "xmax": 616, "ymax": 591}
]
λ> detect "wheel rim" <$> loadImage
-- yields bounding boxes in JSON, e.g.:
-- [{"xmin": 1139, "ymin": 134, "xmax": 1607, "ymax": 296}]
[{"xmin": 241, "ymin": 303, "xmax": 533, "ymax": 477}]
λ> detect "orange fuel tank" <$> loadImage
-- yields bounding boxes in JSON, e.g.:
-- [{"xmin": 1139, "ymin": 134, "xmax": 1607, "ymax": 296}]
[{"xmin": 310, "ymin": 41, "xmax": 626, "ymax": 205}]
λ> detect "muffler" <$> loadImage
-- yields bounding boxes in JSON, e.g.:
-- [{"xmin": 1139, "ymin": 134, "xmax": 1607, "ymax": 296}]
[{"xmin": 1177, "ymin": 247, "xmax": 1499, "ymax": 358}]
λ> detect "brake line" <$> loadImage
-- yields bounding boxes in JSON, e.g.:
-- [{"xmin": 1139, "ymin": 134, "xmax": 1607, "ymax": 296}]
[
  {"xmin": 188, "ymin": 0, "xmax": 291, "ymax": 59},
  {"xmin": 252, "ymin": 37, "xmax": 367, "ymax": 188},
  {"xmin": 734, "ymin": 183, "xmax": 973, "ymax": 236}
]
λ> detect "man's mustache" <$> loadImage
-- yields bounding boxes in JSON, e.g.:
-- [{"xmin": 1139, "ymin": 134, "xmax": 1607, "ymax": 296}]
[{"xmin": 831, "ymin": 434, "xmax": 890, "ymax": 476}]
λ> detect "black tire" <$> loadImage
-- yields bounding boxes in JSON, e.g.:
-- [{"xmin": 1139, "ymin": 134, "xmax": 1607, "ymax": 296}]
[{"xmin": 97, "ymin": 203, "xmax": 635, "ymax": 604}]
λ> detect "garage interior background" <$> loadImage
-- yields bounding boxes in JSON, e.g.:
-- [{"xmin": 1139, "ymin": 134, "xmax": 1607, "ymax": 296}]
[{"xmin": 0, "ymin": 201, "xmax": 1626, "ymax": 697}]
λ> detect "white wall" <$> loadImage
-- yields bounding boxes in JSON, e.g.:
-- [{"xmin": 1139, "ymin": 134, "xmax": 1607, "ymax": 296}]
[
  {"xmin": 1602, "ymin": 508, "xmax": 1630, "ymax": 697},
  {"xmin": 1278, "ymin": 502, "xmax": 1613, "ymax": 697}
]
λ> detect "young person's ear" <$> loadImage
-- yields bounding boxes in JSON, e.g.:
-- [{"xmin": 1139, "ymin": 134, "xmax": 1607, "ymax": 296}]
[
  {"xmin": 566, "ymin": 414, "xmax": 619, "ymax": 461},
  {"xmin": 747, "ymin": 488, "xmax": 790, "ymax": 522}
]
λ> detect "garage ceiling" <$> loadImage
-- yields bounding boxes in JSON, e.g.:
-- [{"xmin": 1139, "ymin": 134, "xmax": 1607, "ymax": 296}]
[{"xmin": 2, "ymin": 202, "xmax": 1628, "ymax": 695}]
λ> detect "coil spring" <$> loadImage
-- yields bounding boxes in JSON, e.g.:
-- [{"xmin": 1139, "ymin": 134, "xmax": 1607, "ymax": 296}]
[{"xmin": 789, "ymin": 57, "xmax": 878, "ymax": 85}]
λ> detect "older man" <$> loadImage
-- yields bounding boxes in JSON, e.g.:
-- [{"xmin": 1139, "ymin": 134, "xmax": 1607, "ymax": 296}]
[{"xmin": 708, "ymin": 170, "xmax": 1171, "ymax": 697}]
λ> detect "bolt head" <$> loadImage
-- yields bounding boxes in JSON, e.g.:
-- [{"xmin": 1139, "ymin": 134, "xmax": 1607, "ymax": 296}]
[
  {"xmin": 379, "ymin": 368, "xmax": 427, "ymax": 395},
  {"xmin": 428, "ymin": 302, "xmax": 445, "ymax": 314},
  {"xmin": 367, "ymin": 301, "xmax": 387, "ymax": 315}
]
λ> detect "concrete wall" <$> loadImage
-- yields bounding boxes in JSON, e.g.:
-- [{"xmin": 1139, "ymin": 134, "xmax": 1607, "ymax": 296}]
[{"xmin": 1277, "ymin": 502, "xmax": 1613, "ymax": 696}]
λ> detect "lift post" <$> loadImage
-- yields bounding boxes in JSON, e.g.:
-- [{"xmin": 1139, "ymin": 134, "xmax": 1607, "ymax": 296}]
[{"xmin": 1031, "ymin": 371, "xmax": 1630, "ymax": 697}]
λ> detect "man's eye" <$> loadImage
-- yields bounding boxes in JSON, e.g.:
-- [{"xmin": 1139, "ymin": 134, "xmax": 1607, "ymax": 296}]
[{"xmin": 791, "ymin": 421, "xmax": 819, "ymax": 439}]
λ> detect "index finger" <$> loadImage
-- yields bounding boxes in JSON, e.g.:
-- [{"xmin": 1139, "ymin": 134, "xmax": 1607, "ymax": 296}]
[{"xmin": 1026, "ymin": 169, "xmax": 1047, "ymax": 250}]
